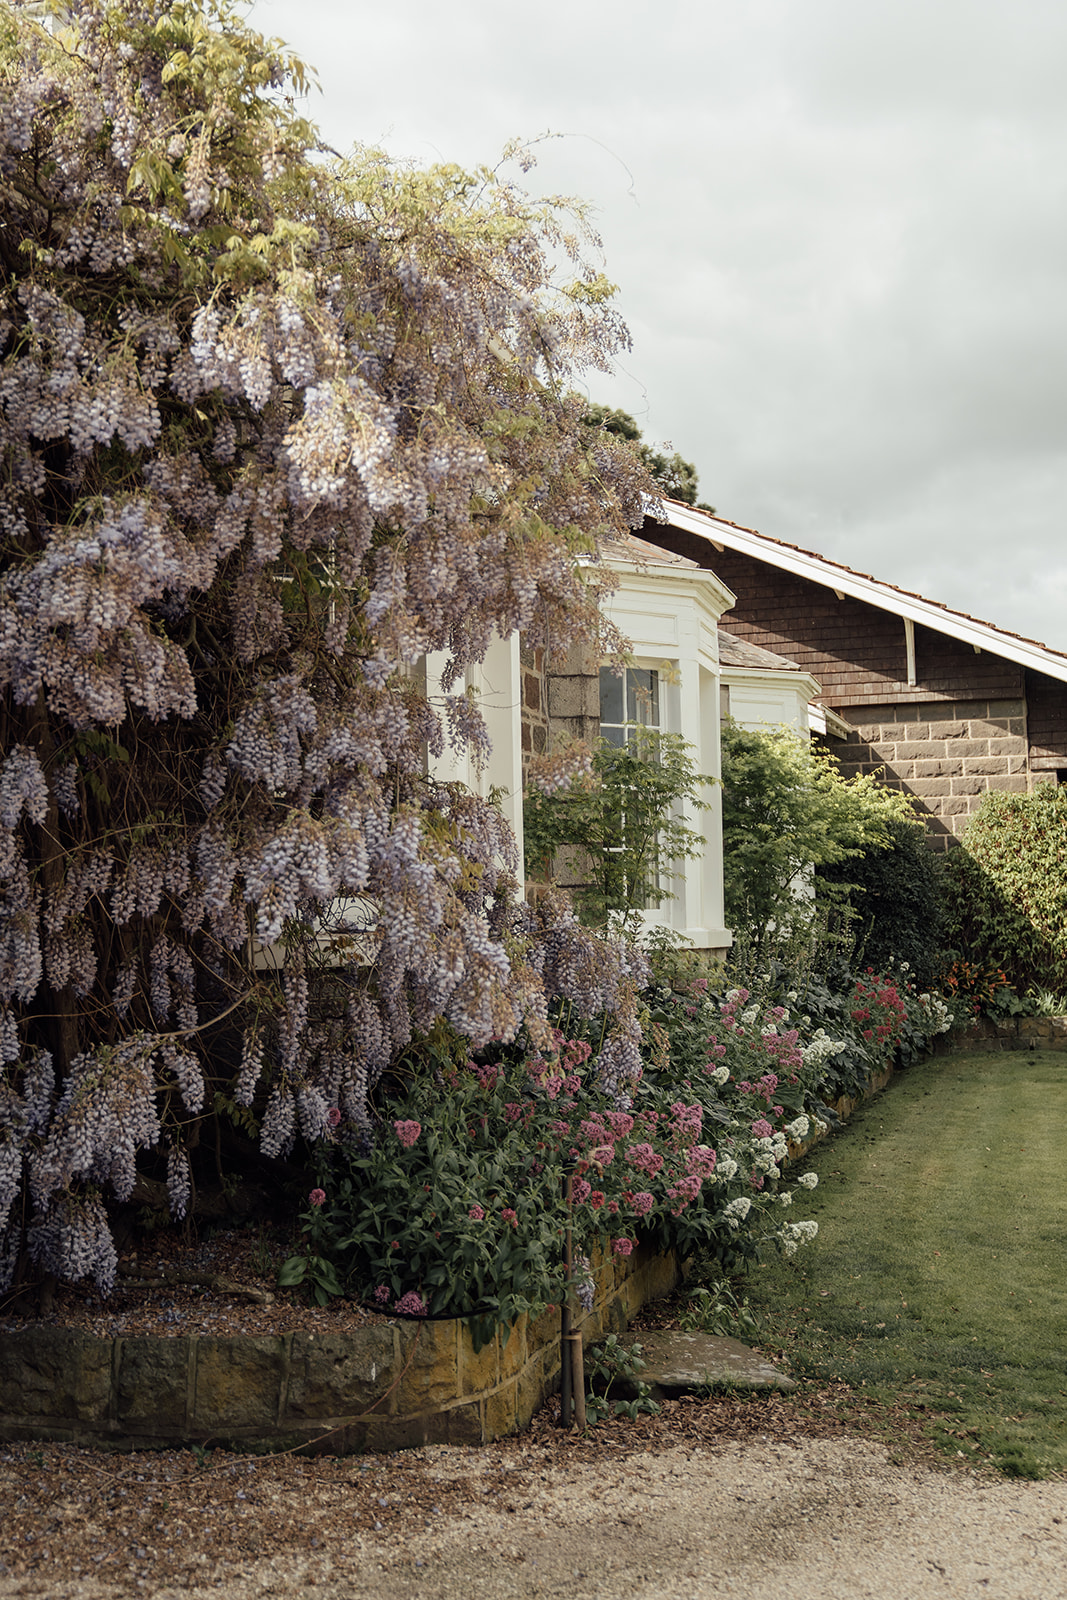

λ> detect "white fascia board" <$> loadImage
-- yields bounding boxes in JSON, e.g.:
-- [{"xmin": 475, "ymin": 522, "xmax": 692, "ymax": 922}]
[
  {"xmin": 720, "ymin": 665, "xmax": 822, "ymax": 702},
  {"xmin": 602, "ymin": 556, "xmax": 736, "ymax": 628},
  {"xmin": 660, "ymin": 504, "xmax": 1067, "ymax": 687}
]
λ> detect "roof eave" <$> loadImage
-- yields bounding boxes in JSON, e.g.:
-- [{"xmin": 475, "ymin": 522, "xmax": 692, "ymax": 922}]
[{"xmin": 656, "ymin": 502, "xmax": 1067, "ymax": 687}]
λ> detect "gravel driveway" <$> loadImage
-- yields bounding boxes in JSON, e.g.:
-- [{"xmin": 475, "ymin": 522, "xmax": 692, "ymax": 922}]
[{"xmin": 3, "ymin": 1393, "xmax": 1065, "ymax": 1599}]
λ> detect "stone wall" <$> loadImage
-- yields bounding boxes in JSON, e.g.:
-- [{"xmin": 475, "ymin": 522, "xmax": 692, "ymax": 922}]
[
  {"xmin": 935, "ymin": 1014, "xmax": 1067, "ymax": 1053},
  {"xmin": 0, "ymin": 1241, "xmax": 680, "ymax": 1455},
  {"xmin": 828, "ymin": 698, "xmax": 1030, "ymax": 847},
  {"xmin": 520, "ymin": 642, "xmax": 549, "ymax": 769}
]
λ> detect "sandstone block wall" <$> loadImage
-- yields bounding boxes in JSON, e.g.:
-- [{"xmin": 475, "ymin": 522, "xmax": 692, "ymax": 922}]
[
  {"xmin": 0, "ymin": 1241, "xmax": 681, "ymax": 1455},
  {"xmin": 829, "ymin": 698, "xmax": 1029, "ymax": 846}
]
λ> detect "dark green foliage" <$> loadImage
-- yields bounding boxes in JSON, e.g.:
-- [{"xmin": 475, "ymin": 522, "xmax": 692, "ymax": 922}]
[
  {"xmin": 938, "ymin": 788, "xmax": 1067, "ymax": 992},
  {"xmin": 816, "ymin": 816, "xmax": 943, "ymax": 985},
  {"xmin": 582, "ymin": 404, "xmax": 713, "ymax": 511}
]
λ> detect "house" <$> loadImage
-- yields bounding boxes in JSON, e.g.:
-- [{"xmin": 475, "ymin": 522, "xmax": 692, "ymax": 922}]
[
  {"xmin": 520, "ymin": 534, "xmax": 834, "ymax": 957},
  {"xmin": 639, "ymin": 502, "xmax": 1067, "ymax": 849},
  {"xmin": 718, "ymin": 626, "xmax": 836, "ymax": 740}
]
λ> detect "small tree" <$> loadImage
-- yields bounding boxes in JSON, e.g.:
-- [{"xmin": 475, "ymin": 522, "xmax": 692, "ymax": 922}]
[
  {"xmin": 720, "ymin": 722, "xmax": 918, "ymax": 947},
  {"xmin": 524, "ymin": 727, "xmax": 713, "ymax": 932},
  {"xmin": 582, "ymin": 404, "xmax": 715, "ymax": 512},
  {"xmin": 816, "ymin": 815, "xmax": 943, "ymax": 984}
]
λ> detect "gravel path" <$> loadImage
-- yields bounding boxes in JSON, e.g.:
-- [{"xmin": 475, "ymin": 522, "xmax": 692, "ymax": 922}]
[{"xmin": 3, "ymin": 1404, "xmax": 1065, "ymax": 1599}]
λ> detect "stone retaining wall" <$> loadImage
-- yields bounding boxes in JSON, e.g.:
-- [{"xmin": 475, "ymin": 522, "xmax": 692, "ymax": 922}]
[
  {"xmin": 935, "ymin": 1014, "xmax": 1067, "ymax": 1053},
  {"xmin": 0, "ymin": 1240, "xmax": 680, "ymax": 1455}
]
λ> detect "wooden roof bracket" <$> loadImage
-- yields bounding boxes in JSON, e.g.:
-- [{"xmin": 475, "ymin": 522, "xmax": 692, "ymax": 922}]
[{"xmin": 904, "ymin": 616, "xmax": 917, "ymax": 686}]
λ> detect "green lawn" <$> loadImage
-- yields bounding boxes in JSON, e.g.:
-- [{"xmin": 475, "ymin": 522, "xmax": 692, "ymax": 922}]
[{"xmin": 744, "ymin": 1049, "xmax": 1067, "ymax": 1478}]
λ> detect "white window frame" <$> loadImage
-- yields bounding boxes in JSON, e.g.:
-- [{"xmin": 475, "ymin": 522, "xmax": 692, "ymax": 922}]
[{"xmin": 599, "ymin": 557, "xmax": 735, "ymax": 954}]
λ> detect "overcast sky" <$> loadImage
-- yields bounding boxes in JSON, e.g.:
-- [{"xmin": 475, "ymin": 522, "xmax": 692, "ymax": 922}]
[{"xmin": 254, "ymin": 0, "xmax": 1067, "ymax": 651}]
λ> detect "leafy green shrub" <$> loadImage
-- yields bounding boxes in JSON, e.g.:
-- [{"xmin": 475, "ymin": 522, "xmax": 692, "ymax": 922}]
[
  {"xmin": 293, "ymin": 998, "xmax": 832, "ymax": 1341},
  {"xmin": 584, "ymin": 1334, "xmax": 660, "ymax": 1423},
  {"xmin": 938, "ymin": 788, "xmax": 1067, "ymax": 993},
  {"xmin": 288, "ymin": 948, "xmax": 960, "ymax": 1340},
  {"xmin": 720, "ymin": 722, "xmax": 916, "ymax": 949},
  {"xmin": 816, "ymin": 816, "xmax": 943, "ymax": 985}
]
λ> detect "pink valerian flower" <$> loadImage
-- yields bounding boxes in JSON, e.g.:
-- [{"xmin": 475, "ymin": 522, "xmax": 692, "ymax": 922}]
[
  {"xmin": 686, "ymin": 1144, "xmax": 717, "ymax": 1179},
  {"xmin": 476, "ymin": 1063, "xmax": 499, "ymax": 1090},
  {"xmin": 563, "ymin": 1074, "xmax": 581, "ymax": 1094},
  {"xmin": 308, "ymin": 1187, "xmax": 326, "ymax": 1207},
  {"xmin": 605, "ymin": 1111, "xmax": 634, "ymax": 1138},
  {"xmin": 500, "ymin": 1207, "xmax": 518, "ymax": 1228},
  {"xmin": 626, "ymin": 1142, "xmax": 664, "ymax": 1178},
  {"xmin": 563, "ymin": 1039, "xmax": 591, "ymax": 1070},
  {"xmin": 572, "ymin": 1177, "xmax": 592, "ymax": 1204},
  {"xmin": 630, "ymin": 1190, "xmax": 655, "ymax": 1217},
  {"xmin": 589, "ymin": 1191, "xmax": 605, "ymax": 1210},
  {"xmin": 547, "ymin": 1118, "xmax": 571, "ymax": 1136},
  {"xmin": 589, "ymin": 1144, "xmax": 614, "ymax": 1167},
  {"xmin": 373, "ymin": 1284, "xmax": 391, "ymax": 1306},
  {"xmin": 579, "ymin": 1116, "xmax": 609, "ymax": 1143},
  {"xmin": 612, "ymin": 1237, "xmax": 634, "ymax": 1257},
  {"xmin": 751, "ymin": 1118, "xmax": 774, "ymax": 1139},
  {"xmin": 394, "ymin": 1291, "xmax": 427, "ymax": 1316},
  {"xmin": 540, "ymin": 1074, "xmax": 563, "ymax": 1100},
  {"xmin": 670, "ymin": 1101, "xmax": 702, "ymax": 1140},
  {"xmin": 667, "ymin": 1174, "xmax": 703, "ymax": 1215},
  {"xmin": 468, "ymin": 1204, "xmax": 485, "ymax": 1220},
  {"xmin": 326, "ymin": 1107, "xmax": 342, "ymax": 1127},
  {"xmin": 504, "ymin": 1102, "xmax": 525, "ymax": 1123},
  {"xmin": 394, "ymin": 1119, "xmax": 421, "ymax": 1148}
]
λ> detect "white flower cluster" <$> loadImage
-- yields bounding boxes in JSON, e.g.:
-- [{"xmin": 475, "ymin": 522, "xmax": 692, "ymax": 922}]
[
  {"xmin": 779, "ymin": 1218, "xmax": 820, "ymax": 1258},
  {"xmin": 800, "ymin": 1027, "xmax": 846, "ymax": 1065},
  {"xmin": 918, "ymin": 993, "xmax": 954, "ymax": 1034}
]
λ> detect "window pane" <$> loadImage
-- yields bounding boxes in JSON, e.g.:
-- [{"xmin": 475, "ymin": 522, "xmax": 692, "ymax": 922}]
[
  {"xmin": 599, "ymin": 667, "xmax": 624, "ymax": 726},
  {"xmin": 626, "ymin": 668, "xmax": 660, "ymax": 727}
]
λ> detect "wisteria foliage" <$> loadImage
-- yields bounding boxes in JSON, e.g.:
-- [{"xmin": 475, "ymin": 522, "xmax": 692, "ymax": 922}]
[{"xmin": 0, "ymin": 0, "xmax": 653, "ymax": 1289}]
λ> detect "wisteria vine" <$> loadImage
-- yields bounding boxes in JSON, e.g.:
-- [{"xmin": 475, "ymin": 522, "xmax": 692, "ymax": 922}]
[{"xmin": 0, "ymin": 0, "xmax": 653, "ymax": 1290}]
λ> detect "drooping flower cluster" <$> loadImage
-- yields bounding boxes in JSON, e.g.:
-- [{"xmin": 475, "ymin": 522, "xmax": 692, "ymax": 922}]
[{"xmin": 0, "ymin": 2, "xmax": 653, "ymax": 1290}]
